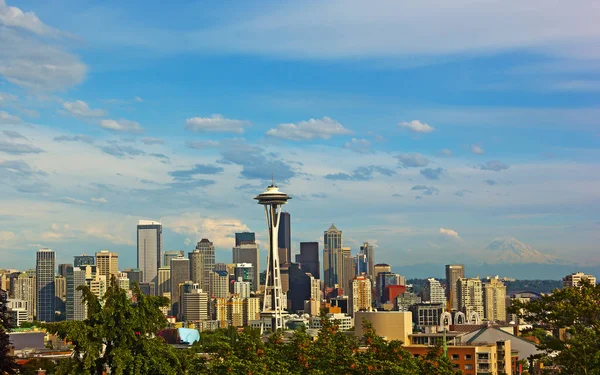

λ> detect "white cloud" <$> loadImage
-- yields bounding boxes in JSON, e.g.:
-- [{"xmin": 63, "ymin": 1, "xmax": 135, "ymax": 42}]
[
  {"xmin": 0, "ymin": 110, "xmax": 23, "ymax": 124},
  {"xmin": 398, "ymin": 120, "xmax": 434, "ymax": 134},
  {"xmin": 395, "ymin": 153, "xmax": 430, "ymax": 168},
  {"xmin": 91, "ymin": 197, "xmax": 108, "ymax": 203},
  {"xmin": 266, "ymin": 117, "xmax": 352, "ymax": 141},
  {"xmin": 438, "ymin": 148, "xmax": 453, "ymax": 156},
  {"xmin": 185, "ymin": 114, "xmax": 250, "ymax": 134},
  {"xmin": 134, "ymin": 96, "xmax": 144, "ymax": 102},
  {"xmin": 0, "ymin": 0, "xmax": 60, "ymax": 35},
  {"xmin": 58, "ymin": 197, "xmax": 86, "ymax": 205},
  {"xmin": 141, "ymin": 137, "xmax": 164, "ymax": 145},
  {"xmin": 62, "ymin": 100, "xmax": 106, "ymax": 117},
  {"xmin": 439, "ymin": 228, "xmax": 460, "ymax": 239},
  {"xmin": 99, "ymin": 119, "xmax": 144, "ymax": 133},
  {"xmin": 163, "ymin": 214, "xmax": 250, "ymax": 249},
  {"xmin": 343, "ymin": 138, "xmax": 372, "ymax": 154},
  {"xmin": 471, "ymin": 144, "xmax": 485, "ymax": 155},
  {"xmin": 0, "ymin": 92, "xmax": 17, "ymax": 104},
  {"xmin": 0, "ymin": 230, "xmax": 16, "ymax": 241}
]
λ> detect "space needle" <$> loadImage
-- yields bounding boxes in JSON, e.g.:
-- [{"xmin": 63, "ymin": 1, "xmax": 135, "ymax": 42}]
[{"xmin": 254, "ymin": 178, "xmax": 291, "ymax": 332}]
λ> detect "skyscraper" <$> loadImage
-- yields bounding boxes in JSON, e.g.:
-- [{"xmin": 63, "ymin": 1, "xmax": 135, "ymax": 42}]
[
  {"xmin": 422, "ymin": 278, "xmax": 446, "ymax": 306},
  {"xmin": 36, "ymin": 248, "xmax": 55, "ymax": 322},
  {"xmin": 457, "ymin": 277, "xmax": 483, "ymax": 319},
  {"xmin": 54, "ymin": 275, "xmax": 67, "ymax": 317},
  {"xmin": 445, "ymin": 264, "xmax": 465, "ymax": 311},
  {"xmin": 232, "ymin": 243, "xmax": 260, "ymax": 292},
  {"xmin": 15, "ymin": 272, "xmax": 36, "ymax": 321},
  {"xmin": 483, "ymin": 277, "xmax": 507, "ymax": 322},
  {"xmin": 360, "ymin": 242, "xmax": 375, "ymax": 279},
  {"xmin": 122, "ymin": 268, "xmax": 143, "ymax": 289},
  {"xmin": 137, "ymin": 220, "xmax": 162, "ymax": 285},
  {"xmin": 350, "ymin": 275, "xmax": 372, "ymax": 316},
  {"xmin": 324, "ymin": 224, "xmax": 343, "ymax": 288},
  {"xmin": 182, "ymin": 286, "xmax": 208, "ymax": 322},
  {"xmin": 342, "ymin": 255, "xmax": 356, "ymax": 294},
  {"xmin": 66, "ymin": 267, "xmax": 87, "ymax": 321},
  {"xmin": 287, "ymin": 263, "xmax": 312, "ymax": 313},
  {"xmin": 96, "ymin": 250, "xmax": 119, "ymax": 280},
  {"xmin": 235, "ymin": 232, "xmax": 256, "ymax": 246},
  {"xmin": 296, "ymin": 242, "xmax": 320, "ymax": 279},
  {"xmin": 74, "ymin": 255, "xmax": 95, "ymax": 268},
  {"xmin": 170, "ymin": 255, "xmax": 190, "ymax": 318},
  {"xmin": 189, "ymin": 239, "xmax": 215, "ymax": 294},
  {"xmin": 210, "ymin": 271, "xmax": 229, "ymax": 299},
  {"xmin": 157, "ymin": 267, "xmax": 170, "ymax": 297},
  {"xmin": 57, "ymin": 264, "xmax": 73, "ymax": 278},
  {"xmin": 278, "ymin": 212, "xmax": 291, "ymax": 264},
  {"xmin": 163, "ymin": 250, "xmax": 183, "ymax": 268}
]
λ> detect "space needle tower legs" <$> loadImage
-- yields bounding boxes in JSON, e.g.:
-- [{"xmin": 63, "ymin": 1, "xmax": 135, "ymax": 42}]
[{"xmin": 254, "ymin": 179, "xmax": 291, "ymax": 333}]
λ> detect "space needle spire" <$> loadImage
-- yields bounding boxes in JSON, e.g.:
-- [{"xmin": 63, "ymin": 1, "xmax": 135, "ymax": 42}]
[{"xmin": 254, "ymin": 178, "xmax": 291, "ymax": 332}]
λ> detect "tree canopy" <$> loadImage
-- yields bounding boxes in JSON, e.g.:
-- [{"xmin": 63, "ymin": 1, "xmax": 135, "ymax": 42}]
[
  {"xmin": 510, "ymin": 280, "xmax": 600, "ymax": 375},
  {"xmin": 0, "ymin": 289, "xmax": 19, "ymax": 375}
]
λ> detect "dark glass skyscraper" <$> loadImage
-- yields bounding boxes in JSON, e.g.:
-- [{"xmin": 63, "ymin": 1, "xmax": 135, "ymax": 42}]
[
  {"xmin": 278, "ymin": 212, "xmax": 291, "ymax": 263},
  {"xmin": 73, "ymin": 255, "xmax": 94, "ymax": 267},
  {"xmin": 36, "ymin": 248, "xmax": 55, "ymax": 322},
  {"xmin": 235, "ymin": 232, "xmax": 256, "ymax": 246},
  {"xmin": 296, "ymin": 242, "xmax": 320, "ymax": 279},
  {"xmin": 445, "ymin": 264, "xmax": 465, "ymax": 311}
]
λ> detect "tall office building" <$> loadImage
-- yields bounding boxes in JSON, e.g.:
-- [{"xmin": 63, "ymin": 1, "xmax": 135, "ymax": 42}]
[
  {"xmin": 137, "ymin": 220, "xmax": 162, "ymax": 285},
  {"xmin": 376, "ymin": 272, "xmax": 398, "ymax": 304},
  {"xmin": 74, "ymin": 255, "xmax": 95, "ymax": 267},
  {"xmin": 232, "ymin": 243, "xmax": 260, "ymax": 292},
  {"xmin": 296, "ymin": 242, "xmax": 320, "ymax": 279},
  {"xmin": 123, "ymin": 268, "xmax": 143, "ymax": 289},
  {"xmin": 157, "ymin": 267, "xmax": 171, "ymax": 297},
  {"xmin": 287, "ymin": 263, "xmax": 312, "ymax": 313},
  {"xmin": 235, "ymin": 232, "xmax": 256, "ymax": 246},
  {"xmin": 278, "ymin": 212, "xmax": 291, "ymax": 264},
  {"xmin": 96, "ymin": 250, "xmax": 119, "ymax": 280},
  {"xmin": 163, "ymin": 250, "xmax": 183, "ymax": 268},
  {"xmin": 15, "ymin": 272, "xmax": 36, "ymax": 320},
  {"xmin": 422, "ymin": 278, "xmax": 446, "ymax": 305},
  {"xmin": 457, "ymin": 277, "xmax": 484, "ymax": 319},
  {"xmin": 66, "ymin": 267, "xmax": 87, "ymax": 321},
  {"xmin": 210, "ymin": 271, "xmax": 229, "ymax": 299},
  {"xmin": 190, "ymin": 239, "xmax": 215, "ymax": 294},
  {"xmin": 483, "ymin": 277, "xmax": 507, "ymax": 322},
  {"xmin": 58, "ymin": 264, "xmax": 73, "ymax": 278},
  {"xmin": 350, "ymin": 275, "xmax": 372, "ymax": 316},
  {"xmin": 373, "ymin": 263, "xmax": 391, "ymax": 276},
  {"xmin": 324, "ymin": 224, "xmax": 343, "ymax": 288},
  {"xmin": 341, "ymin": 255, "xmax": 356, "ymax": 294},
  {"xmin": 360, "ymin": 242, "xmax": 375, "ymax": 279},
  {"xmin": 445, "ymin": 264, "xmax": 465, "ymax": 311},
  {"xmin": 234, "ymin": 263, "xmax": 254, "ymax": 290},
  {"xmin": 182, "ymin": 286, "xmax": 208, "ymax": 322},
  {"xmin": 170, "ymin": 255, "xmax": 190, "ymax": 317},
  {"xmin": 355, "ymin": 253, "xmax": 368, "ymax": 275},
  {"xmin": 36, "ymin": 249, "xmax": 56, "ymax": 322},
  {"xmin": 54, "ymin": 275, "xmax": 67, "ymax": 316}
]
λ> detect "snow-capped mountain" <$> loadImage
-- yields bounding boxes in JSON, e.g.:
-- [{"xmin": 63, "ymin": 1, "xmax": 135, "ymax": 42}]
[{"xmin": 483, "ymin": 237, "xmax": 572, "ymax": 265}]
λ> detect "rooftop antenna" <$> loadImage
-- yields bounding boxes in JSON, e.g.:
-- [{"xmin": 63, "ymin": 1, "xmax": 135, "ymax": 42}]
[{"xmin": 272, "ymin": 173, "xmax": 275, "ymax": 187}]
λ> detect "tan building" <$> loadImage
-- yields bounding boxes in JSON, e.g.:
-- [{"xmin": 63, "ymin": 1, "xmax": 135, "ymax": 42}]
[
  {"xmin": 90, "ymin": 275, "xmax": 107, "ymax": 300},
  {"xmin": 458, "ymin": 278, "xmax": 484, "ymax": 319},
  {"xmin": 373, "ymin": 263, "xmax": 391, "ymax": 276},
  {"xmin": 351, "ymin": 275, "xmax": 372, "ymax": 316},
  {"xmin": 354, "ymin": 311, "xmax": 412, "ymax": 344},
  {"xmin": 96, "ymin": 250, "xmax": 119, "ymax": 280},
  {"xmin": 483, "ymin": 277, "xmax": 506, "ymax": 322},
  {"xmin": 244, "ymin": 297, "xmax": 261, "ymax": 326},
  {"xmin": 211, "ymin": 271, "xmax": 230, "ymax": 299},
  {"xmin": 182, "ymin": 288, "xmax": 209, "ymax": 321},
  {"xmin": 562, "ymin": 272, "xmax": 597, "ymax": 288},
  {"xmin": 229, "ymin": 296, "xmax": 244, "ymax": 327},
  {"xmin": 157, "ymin": 267, "xmax": 170, "ymax": 297},
  {"xmin": 14, "ymin": 272, "xmax": 36, "ymax": 320}
]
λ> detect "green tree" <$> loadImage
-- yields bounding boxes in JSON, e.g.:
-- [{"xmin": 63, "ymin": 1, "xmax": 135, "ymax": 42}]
[
  {"xmin": 46, "ymin": 278, "xmax": 184, "ymax": 375},
  {"xmin": 510, "ymin": 280, "xmax": 600, "ymax": 374},
  {"xmin": 0, "ymin": 289, "xmax": 19, "ymax": 375}
]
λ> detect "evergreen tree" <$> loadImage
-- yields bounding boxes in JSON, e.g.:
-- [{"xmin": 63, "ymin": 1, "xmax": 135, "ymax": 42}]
[{"xmin": 0, "ymin": 289, "xmax": 19, "ymax": 375}]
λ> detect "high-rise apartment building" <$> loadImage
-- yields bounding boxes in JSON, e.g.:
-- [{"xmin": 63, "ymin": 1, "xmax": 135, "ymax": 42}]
[
  {"xmin": 210, "ymin": 271, "xmax": 229, "ymax": 299},
  {"xmin": 74, "ymin": 255, "xmax": 95, "ymax": 268},
  {"xmin": 483, "ymin": 277, "xmax": 507, "ymax": 322},
  {"xmin": 278, "ymin": 212, "xmax": 291, "ymax": 264},
  {"xmin": 234, "ymin": 277, "xmax": 251, "ymax": 298},
  {"xmin": 157, "ymin": 267, "xmax": 170, "ymax": 297},
  {"xmin": 457, "ymin": 277, "xmax": 484, "ymax": 319},
  {"xmin": 235, "ymin": 232, "xmax": 256, "ymax": 246},
  {"xmin": 232, "ymin": 243, "xmax": 259, "ymax": 291},
  {"xmin": 324, "ymin": 224, "xmax": 343, "ymax": 288},
  {"xmin": 163, "ymin": 250, "xmax": 183, "ymax": 268},
  {"xmin": 296, "ymin": 242, "xmax": 320, "ymax": 279},
  {"xmin": 36, "ymin": 248, "xmax": 55, "ymax": 322},
  {"xmin": 96, "ymin": 250, "xmax": 119, "ymax": 280},
  {"xmin": 244, "ymin": 297, "xmax": 261, "ymax": 326},
  {"xmin": 137, "ymin": 220, "xmax": 162, "ymax": 285},
  {"xmin": 15, "ymin": 272, "xmax": 36, "ymax": 321},
  {"xmin": 170, "ymin": 255, "xmax": 190, "ymax": 317},
  {"xmin": 562, "ymin": 272, "xmax": 597, "ymax": 288},
  {"xmin": 190, "ymin": 239, "xmax": 215, "ymax": 294},
  {"xmin": 360, "ymin": 242, "xmax": 375, "ymax": 279},
  {"xmin": 445, "ymin": 264, "xmax": 465, "ymax": 311},
  {"xmin": 66, "ymin": 267, "xmax": 87, "ymax": 321},
  {"xmin": 90, "ymin": 275, "xmax": 108, "ymax": 300},
  {"xmin": 351, "ymin": 275, "xmax": 372, "ymax": 316},
  {"xmin": 422, "ymin": 278, "xmax": 446, "ymax": 306}
]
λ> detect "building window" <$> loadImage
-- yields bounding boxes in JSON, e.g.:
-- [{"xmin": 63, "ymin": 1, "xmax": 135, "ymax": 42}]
[
  {"xmin": 451, "ymin": 354, "xmax": 459, "ymax": 360},
  {"xmin": 465, "ymin": 364, "xmax": 472, "ymax": 370},
  {"xmin": 465, "ymin": 354, "xmax": 472, "ymax": 360}
]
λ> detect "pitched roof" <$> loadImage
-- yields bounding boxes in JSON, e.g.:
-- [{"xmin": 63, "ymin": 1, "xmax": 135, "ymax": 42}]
[{"xmin": 463, "ymin": 327, "xmax": 542, "ymax": 359}]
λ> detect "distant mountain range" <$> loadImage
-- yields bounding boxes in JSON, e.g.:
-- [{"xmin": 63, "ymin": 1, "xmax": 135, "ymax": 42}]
[{"xmin": 393, "ymin": 237, "xmax": 594, "ymax": 280}]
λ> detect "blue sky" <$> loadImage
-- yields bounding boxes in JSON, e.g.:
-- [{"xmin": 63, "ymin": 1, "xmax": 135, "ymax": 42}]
[{"xmin": 0, "ymin": 0, "xmax": 599, "ymax": 271}]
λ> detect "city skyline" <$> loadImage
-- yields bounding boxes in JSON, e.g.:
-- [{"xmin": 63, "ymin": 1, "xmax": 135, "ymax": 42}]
[{"xmin": 0, "ymin": 1, "xmax": 599, "ymax": 272}]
